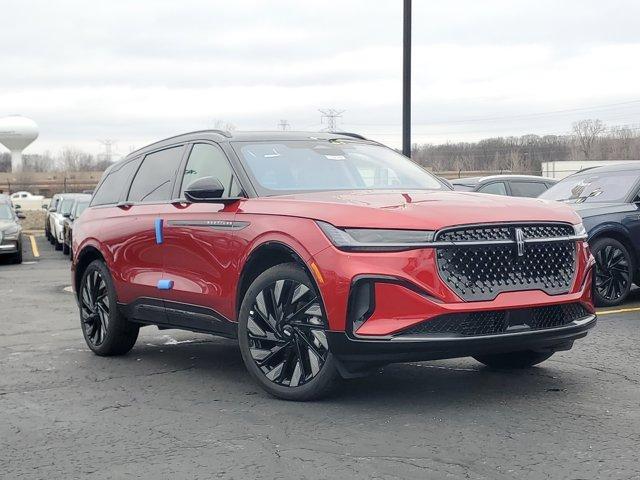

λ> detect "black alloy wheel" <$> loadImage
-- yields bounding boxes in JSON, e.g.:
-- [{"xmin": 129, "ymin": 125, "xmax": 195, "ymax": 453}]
[
  {"xmin": 80, "ymin": 268, "xmax": 111, "ymax": 347},
  {"xmin": 238, "ymin": 264, "xmax": 339, "ymax": 400},
  {"xmin": 592, "ymin": 238, "xmax": 633, "ymax": 307},
  {"xmin": 79, "ymin": 260, "xmax": 139, "ymax": 355}
]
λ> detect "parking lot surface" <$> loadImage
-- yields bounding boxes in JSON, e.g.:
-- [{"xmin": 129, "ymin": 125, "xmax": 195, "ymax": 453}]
[{"xmin": 1, "ymin": 236, "xmax": 639, "ymax": 479}]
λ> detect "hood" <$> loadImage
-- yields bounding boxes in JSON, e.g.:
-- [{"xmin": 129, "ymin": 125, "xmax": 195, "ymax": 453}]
[
  {"xmin": 239, "ymin": 190, "xmax": 581, "ymax": 230},
  {"xmin": 569, "ymin": 202, "xmax": 634, "ymax": 218}
]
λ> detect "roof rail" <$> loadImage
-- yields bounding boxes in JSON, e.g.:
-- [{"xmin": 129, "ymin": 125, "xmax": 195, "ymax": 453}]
[
  {"xmin": 332, "ymin": 132, "xmax": 368, "ymax": 140},
  {"xmin": 209, "ymin": 129, "xmax": 233, "ymax": 138}
]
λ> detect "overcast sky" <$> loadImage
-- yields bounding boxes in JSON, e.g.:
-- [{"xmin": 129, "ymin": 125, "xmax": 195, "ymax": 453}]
[{"xmin": 2, "ymin": 0, "xmax": 640, "ymax": 158}]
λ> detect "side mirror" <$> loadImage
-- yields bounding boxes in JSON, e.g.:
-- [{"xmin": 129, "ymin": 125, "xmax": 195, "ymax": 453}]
[
  {"xmin": 42, "ymin": 204, "xmax": 49, "ymax": 210},
  {"xmin": 184, "ymin": 177, "xmax": 226, "ymax": 202},
  {"xmin": 63, "ymin": 212, "xmax": 71, "ymax": 218},
  {"xmin": 17, "ymin": 212, "xmax": 26, "ymax": 219}
]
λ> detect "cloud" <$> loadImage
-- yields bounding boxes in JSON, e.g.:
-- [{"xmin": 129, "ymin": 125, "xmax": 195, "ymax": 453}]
[{"xmin": 1, "ymin": 0, "xmax": 639, "ymax": 155}]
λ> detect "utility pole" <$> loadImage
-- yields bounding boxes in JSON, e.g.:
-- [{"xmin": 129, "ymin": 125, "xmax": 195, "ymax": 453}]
[
  {"xmin": 278, "ymin": 119, "xmax": 291, "ymax": 131},
  {"xmin": 319, "ymin": 109, "xmax": 345, "ymax": 132},
  {"xmin": 98, "ymin": 139, "xmax": 116, "ymax": 163},
  {"xmin": 402, "ymin": 0, "xmax": 412, "ymax": 157}
]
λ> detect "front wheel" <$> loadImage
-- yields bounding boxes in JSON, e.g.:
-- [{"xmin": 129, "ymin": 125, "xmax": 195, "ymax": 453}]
[
  {"xmin": 592, "ymin": 237, "xmax": 633, "ymax": 307},
  {"xmin": 238, "ymin": 263, "xmax": 339, "ymax": 401},
  {"xmin": 474, "ymin": 350, "xmax": 554, "ymax": 369},
  {"xmin": 79, "ymin": 260, "xmax": 139, "ymax": 356}
]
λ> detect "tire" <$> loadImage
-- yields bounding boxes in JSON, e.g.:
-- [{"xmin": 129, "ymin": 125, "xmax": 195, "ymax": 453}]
[
  {"xmin": 62, "ymin": 242, "xmax": 70, "ymax": 255},
  {"xmin": 79, "ymin": 260, "xmax": 139, "ymax": 356},
  {"xmin": 591, "ymin": 237, "xmax": 633, "ymax": 307},
  {"xmin": 12, "ymin": 246, "xmax": 23, "ymax": 264},
  {"xmin": 474, "ymin": 350, "xmax": 554, "ymax": 369},
  {"xmin": 54, "ymin": 238, "xmax": 63, "ymax": 251},
  {"xmin": 238, "ymin": 263, "xmax": 340, "ymax": 401}
]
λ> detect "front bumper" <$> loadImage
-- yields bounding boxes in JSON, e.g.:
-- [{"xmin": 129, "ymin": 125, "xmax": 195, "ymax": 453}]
[
  {"xmin": 0, "ymin": 240, "xmax": 20, "ymax": 254},
  {"xmin": 327, "ymin": 315, "xmax": 596, "ymax": 366}
]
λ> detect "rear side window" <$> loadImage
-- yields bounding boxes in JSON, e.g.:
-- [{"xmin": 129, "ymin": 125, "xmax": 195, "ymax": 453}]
[
  {"xmin": 179, "ymin": 143, "xmax": 243, "ymax": 198},
  {"xmin": 510, "ymin": 181, "xmax": 548, "ymax": 198},
  {"xmin": 478, "ymin": 182, "xmax": 507, "ymax": 195},
  {"xmin": 128, "ymin": 146, "xmax": 184, "ymax": 203},
  {"xmin": 91, "ymin": 158, "xmax": 141, "ymax": 206}
]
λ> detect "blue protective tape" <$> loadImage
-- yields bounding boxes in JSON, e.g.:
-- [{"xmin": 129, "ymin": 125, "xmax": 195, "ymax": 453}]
[
  {"xmin": 155, "ymin": 218, "xmax": 163, "ymax": 244},
  {"xmin": 157, "ymin": 279, "xmax": 174, "ymax": 290}
]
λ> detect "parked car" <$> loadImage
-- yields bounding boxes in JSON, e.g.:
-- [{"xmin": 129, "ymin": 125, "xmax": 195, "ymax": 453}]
[
  {"xmin": 45, "ymin": 194, "xmax": 62, "ymax": 243},
  {"xmin": 10, "ymin": 191, "xmax": 44, "ymax": 201},
  {"xmin": 62, "ymin": 195, "xmax": 91, "ymax": 256},
  {"xmin": 50, "ymin": 194, "xmax": 85, "ymax": 250},
  {"xmin": 451, "ymin": 175, "xmax": 557, "ymax": 197},
  {"xmin": 0, "ymin": 194, "xmax": 25, "ymax": 263},
  {"xmin": 72, "ymin": 131, "xmax": 596, "ymax": 400},
  {"xmin": 539, "ymin": 163, "xmax": 640, "ymax": 307}
]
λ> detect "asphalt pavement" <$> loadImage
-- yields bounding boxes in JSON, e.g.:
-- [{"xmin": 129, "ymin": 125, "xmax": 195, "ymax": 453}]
[{"xmin": 1, "ymin": 235, "xmax": 639, "ymax": 479}]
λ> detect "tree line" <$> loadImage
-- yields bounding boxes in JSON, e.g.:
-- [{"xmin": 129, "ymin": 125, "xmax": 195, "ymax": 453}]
[
  {"xmin": 0, "ymin": 147, "xmax": 113, "ymax": 173},
  {"xmin": 411, "ymin": 119, "xmax": 640, "ymax": 174}
]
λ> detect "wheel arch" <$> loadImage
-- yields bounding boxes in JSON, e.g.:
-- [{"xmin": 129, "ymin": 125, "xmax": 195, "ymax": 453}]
[
  {"xmin": 588, "ymin": 225, "xmax": 638, "ymax": 272},
  {"xmin": 74, "ymin": 245, "xmax": 107, "ymax": 297},
  {"xmin": 235, "ymin": 240, "xmax": 321, "ymax": 319}
]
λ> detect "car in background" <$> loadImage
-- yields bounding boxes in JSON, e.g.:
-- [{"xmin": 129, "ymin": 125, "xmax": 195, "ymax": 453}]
[
  {"xmin": 10, "ymin": 191, "xmax": 44, "ymax": 201},
  {"xmin": 62, "ymin": 195, "xmax": 91, "ymax": 257},
  {"xmin": 50, "ymin": 194, "xmax": 85, "ymax": 251},
  {"xmin": 45, "ymin": 194, "xmax": 62, "ymax": 243},
  {"xmin": 451, "ymin": 175, "xmax": 557, "ymax": 197},
  {"xmin": 0, "ymin": 195, "xmax": 25, "ymax": 264},
  {"xmin": 540, "ymin": 163, "xmax": 640, "ymax": 307}
]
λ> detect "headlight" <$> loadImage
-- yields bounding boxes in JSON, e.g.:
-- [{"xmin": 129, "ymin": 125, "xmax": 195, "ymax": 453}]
[
  {"xmin": 2, "ymin": 225, "xmax": 20, "ymax": 239},
  {"xmin": 573, "ymin": 222, "xmax": 587, "ymax": 238},
  {"xmin": 317, "ymin": 221, "xmax": 435, "ymax": 251}
]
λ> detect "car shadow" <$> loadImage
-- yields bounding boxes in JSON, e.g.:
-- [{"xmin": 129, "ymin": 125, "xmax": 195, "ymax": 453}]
[{"xmin": 111, "ymin": 335, "xmax": 587, "ymax": 409}]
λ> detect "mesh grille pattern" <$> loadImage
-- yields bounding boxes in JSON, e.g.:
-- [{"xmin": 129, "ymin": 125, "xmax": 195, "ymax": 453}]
[
  {"xmin": 397, "ymin": 303, "xmax": 590, "ymax": 337},
  {"xmin": 437, "ymin": 223, "xmax": 574, "ymax": 242},
  {"xmin": 436, "ymin": 224, "xmax": 577, "ymax": 301}
]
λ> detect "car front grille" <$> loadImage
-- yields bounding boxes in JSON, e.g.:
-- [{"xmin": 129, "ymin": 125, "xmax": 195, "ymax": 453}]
[
  {"xmin": 396, "ymin": 303, "xmax": 590, "ymax": 338},
  {"xmin": 435, "ymin": 223, "xmax": 577, "ymax": 301}
]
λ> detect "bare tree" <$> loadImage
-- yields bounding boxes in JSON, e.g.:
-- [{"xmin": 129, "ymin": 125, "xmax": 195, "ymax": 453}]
[
  {"xmin": 211, "ymin": 120, "xmax": 237, "ymax": 132},
  {"xmin": 58, "ymin": 147, "xmax": 97, "ymax": 172},
  {"xmin": 572, "ymin": 119, "xmax": 606, "ymax": 161}
]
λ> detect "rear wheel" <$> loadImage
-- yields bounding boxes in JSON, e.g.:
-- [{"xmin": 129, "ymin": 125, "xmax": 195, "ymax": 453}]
[
  {"xmin": 474, "ymin": 350, "xmax": 554, "ymax": 369},
  {"xmin": 12, "ymin": 245, "xmax": 23, "ymax": 264},
  {"xmin": 592, "ymin": 237, "xmax": 633, "ymax": 307},
  {"xmin": 79, "ymin": 260, "xmax": 139, "ymax": 356},
  {"xmin": 62, "ymin": 242, "xmax": 70, "ymax": 255},
  {"xmin": 238, "ymin": 263, "xmax": 339, "ymax": 401}
]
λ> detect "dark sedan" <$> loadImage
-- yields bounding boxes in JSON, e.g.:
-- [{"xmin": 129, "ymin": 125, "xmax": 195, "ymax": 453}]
[
  {"xmin": 540, "ymin": 163, "xmax": 640, "ymax": 306},
  {"xmin": 451, "ymin": 175, "xmax": 557, "ymax": 197}
]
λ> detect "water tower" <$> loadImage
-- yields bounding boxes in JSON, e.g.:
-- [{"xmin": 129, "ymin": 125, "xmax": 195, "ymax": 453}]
[{"xmin": 0, "ymin": 115, "xmax": 39, "ymax": 172}]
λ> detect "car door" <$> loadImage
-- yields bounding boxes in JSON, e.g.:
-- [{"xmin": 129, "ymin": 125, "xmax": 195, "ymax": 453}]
[
  {"xmin": 101, "ymin": 146, "xmax": 185, "ymax": 322},
  {"xmin": 159, "ymin": 142, "xmax": 245, "ymax": 335}
]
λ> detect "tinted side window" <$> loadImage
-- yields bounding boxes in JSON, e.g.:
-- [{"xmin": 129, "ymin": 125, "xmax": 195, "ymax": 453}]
[
  {"xmin": 510, "ymin": 181, "xmax": 548, "ymax": 198},
  {"xmin": 179, "ymin": 143, "xmax": 243, "ymax": 198},
  {"xmin": 128, "ymin": 146, "xmax": 184, "ymax": 203},
  {"xmin": 478, "ymin": 182, "xmax": 507, "ymax": 195},
  {"xmin": 91, "ymin": 158, "xmax": 141, "ymax": 206}
]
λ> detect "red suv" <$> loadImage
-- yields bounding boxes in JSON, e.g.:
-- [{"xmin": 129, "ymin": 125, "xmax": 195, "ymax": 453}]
[{"xmin": 72, "ymin": 131, "xmax": 596, "ymax": 400}]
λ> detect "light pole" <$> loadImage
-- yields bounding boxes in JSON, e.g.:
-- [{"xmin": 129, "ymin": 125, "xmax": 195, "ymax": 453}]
[{"xmin": 402, "ymin": 0, "xmax": 412, "ymax": 158}]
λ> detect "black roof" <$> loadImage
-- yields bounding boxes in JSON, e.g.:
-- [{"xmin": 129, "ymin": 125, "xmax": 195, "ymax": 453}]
[
  {"xmin": 572, "ymin": 162, "xmax": 640, "ymax": 175},
  {"xmin": 125, "ymin": 130, "xmax": 372, "ymax": 159},
  {"xmin": 450, "ymin": 174, "xmax": 556, "ymax": 186}
]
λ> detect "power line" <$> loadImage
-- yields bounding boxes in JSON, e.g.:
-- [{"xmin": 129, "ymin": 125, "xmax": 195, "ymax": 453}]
[
  {"xmin": 98, "ymin": 139, "xmax": 117, "ymax": 163},
  {"xmin": 319, "ymin": 109, "xmax": 345, "ymax": 132}
]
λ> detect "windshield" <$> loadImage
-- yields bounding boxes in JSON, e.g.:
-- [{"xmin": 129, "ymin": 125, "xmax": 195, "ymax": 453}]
[
  {"xmin": 0, "ymin": 205, "xmax": 13, "ymax": 220},
  {"xmin": 540, "ymin": 170, "xmax": 640, "ymax": 204},
  {"xmin": 59, "ymin": 199, "xmax": 75, "ymax": 215},
  {"xmin": 234, "ymin": 140, "xmax": 445, "ymax": 194}
]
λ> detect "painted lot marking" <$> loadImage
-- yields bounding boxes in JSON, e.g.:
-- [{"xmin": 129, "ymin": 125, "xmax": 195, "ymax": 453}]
[
  {"xmin": 29, "ymin": 235, "xmax": 40, "ymax": 258},
  {"xmin": 596, "ymin": 306, "xmax": 640, "ymax": 316}
]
